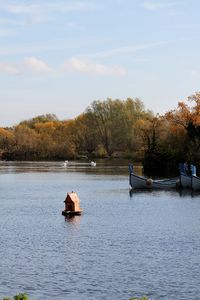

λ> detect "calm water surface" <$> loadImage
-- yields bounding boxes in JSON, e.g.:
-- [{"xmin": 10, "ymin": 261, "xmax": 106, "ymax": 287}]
[{"xmin": 0, "ymin": 161, "xmax": 200, "ymax": 300}]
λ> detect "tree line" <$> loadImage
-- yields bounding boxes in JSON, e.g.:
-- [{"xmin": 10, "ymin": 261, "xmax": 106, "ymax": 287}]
[{"xmin": 1, "ymin": 93, "xmax": 200, "ymax": 174}]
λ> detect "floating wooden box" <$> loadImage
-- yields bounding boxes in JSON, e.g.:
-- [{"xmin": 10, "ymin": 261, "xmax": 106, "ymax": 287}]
[{"xmin": 62, "ymin": 192, "xmax": 83, "ymax": 216}]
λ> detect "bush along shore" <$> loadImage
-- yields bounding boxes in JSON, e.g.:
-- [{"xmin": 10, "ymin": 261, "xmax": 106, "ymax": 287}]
[{"xmin": 3, "ymin": 294, "xmax": 28, "ymax": 300}]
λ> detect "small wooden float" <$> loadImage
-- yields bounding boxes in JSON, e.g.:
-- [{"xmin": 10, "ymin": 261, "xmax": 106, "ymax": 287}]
[{"xmin": 62, "ymin": 191, "xmax": 83, "ymax": 216}]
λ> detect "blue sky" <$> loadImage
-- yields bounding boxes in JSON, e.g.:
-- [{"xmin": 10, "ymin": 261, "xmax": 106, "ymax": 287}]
[{"xmin": 0, "ymin": 0, "xmax": 200, "ymax": 126}]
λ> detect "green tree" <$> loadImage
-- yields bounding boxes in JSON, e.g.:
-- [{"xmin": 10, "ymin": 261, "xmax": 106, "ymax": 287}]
[{"xmin": 86, "ymin": 97, "xmax": 151, "ymax": 156}]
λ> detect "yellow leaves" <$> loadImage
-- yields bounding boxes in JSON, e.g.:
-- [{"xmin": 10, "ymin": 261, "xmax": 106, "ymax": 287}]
[
  {"xmin": 136, "ymin": 119, "xmax": 146, "ymax": 127},
  {"xmin": 168, "ymin": 123, "xmax": 186, "ymax": 135},
  {"xmin": 34, "ymin": 121, "xmax": 56, "ymax": 132},
  {"xmin": 0, "ymin": 128, "xmax": 14, "ymax": 139},
  {"xmin": 135, "ymin": 118, "xmax": 154, "ymax": 131},
  {"xmin": 193, "ymin": 114, "xmax": 200, "ymax": 126},
  {"xmin": 14, "ymin": 124, "xmax": 39, "ymax": 148},
  {"xmin": 165, "ymin": 101, "xmax": 192, "ymax": 129}
]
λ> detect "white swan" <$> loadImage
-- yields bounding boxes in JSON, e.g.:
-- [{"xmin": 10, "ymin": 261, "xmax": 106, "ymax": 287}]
[{"xmin": 63, "ymin": 160, "xmax": 68, "ymax": 167}]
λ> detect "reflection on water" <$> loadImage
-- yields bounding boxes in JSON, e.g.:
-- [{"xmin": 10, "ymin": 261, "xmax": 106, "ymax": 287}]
[
  {"xmin": 0, "ymin": 160, "xmax": 138, "ymax": 175},
  {"xmin": 64, "ymin": 215, "xmax": 82, "ymax": 224},
  {"xmin": 0, "ymin": 162, "xmax": 200, "ymax": 300},
  {"xmin": 129, "ymin": 188, "xmax": 152, "ymax": 197},
  {"xmin": 178, "ymin": 189, "xmax": 200, "ymax": 198},
  {"xmin": 130, "ymin": 187, "xmax": 200, "ymax": 199}
]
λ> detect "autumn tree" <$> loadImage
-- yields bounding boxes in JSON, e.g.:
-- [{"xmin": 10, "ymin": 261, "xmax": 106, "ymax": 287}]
[
  {"xmin": 71, "ymin": 114, "xmax": 98, "ymax": 155},
  {"xmin": 165, "ymin": 92, "xmax": 200, "ymax": 164},
  {"xmin": 19, "ymin": 114, "xmax": 58, "ymax": 129},
  {"xmin": 13, "ymin": 124, "xmax": 40, "ymax": 159},
  {"xmin": 0, "ymin": 98, "xmax": 159, "ymax": 162},
  {"xmin": 34, "ymin": 120, "xmax": 76, "ymax": 159},
  {"xmin": 0, "ymin": 127, "xmax": 14, "ymax": 159}
]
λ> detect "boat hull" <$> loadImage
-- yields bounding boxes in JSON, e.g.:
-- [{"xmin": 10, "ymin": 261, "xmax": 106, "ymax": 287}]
[
  {"xmin": 130, "ymin": 173, "xmax": 178, "ymax": 189},
  {"xmin": 180, "ymin": 174, "xmax": 192, "ymax": 189},
  {"xmin": 192, "ymin": 175, "xmax": 200, "ymax": 190}
]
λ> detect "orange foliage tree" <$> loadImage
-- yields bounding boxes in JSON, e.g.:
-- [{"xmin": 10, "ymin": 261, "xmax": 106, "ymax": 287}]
[{"xmin": 165, "ymin": 92, "xmax": 200, "ymax": 164}]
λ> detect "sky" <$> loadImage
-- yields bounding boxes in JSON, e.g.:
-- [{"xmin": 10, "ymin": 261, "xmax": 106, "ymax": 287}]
[{"xmin": 0, "ymin": 0, "xmax": 200, "ymax": 126}]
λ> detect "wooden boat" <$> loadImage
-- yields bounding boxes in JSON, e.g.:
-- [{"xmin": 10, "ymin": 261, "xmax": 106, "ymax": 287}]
[
  {"xmin": 129, "ymin": 172, "xmax": 178, "ymax": 189},
  {"xmin": 180, "ymin": 173, "xmax": 192, "ymax": 189},
  {"xmin": 179, "ymin": 163, "xmax": 200, "ymax": 190},
  {"xmin": 180, "ymin": 173, "xmax": 200, "ymax": 190},
  {"xmin": 192, "ymin": 175, "xmax": 200, "ymax": 190}
]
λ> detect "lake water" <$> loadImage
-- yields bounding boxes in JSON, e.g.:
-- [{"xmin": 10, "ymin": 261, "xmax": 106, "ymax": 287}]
[{"xmin": 0, "ymin": 161, "xmax": 200, "ymax": 300}]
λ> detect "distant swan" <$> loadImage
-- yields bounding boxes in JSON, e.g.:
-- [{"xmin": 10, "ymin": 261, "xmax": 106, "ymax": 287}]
[
  {"xmin": 90, "ymin": 161, "xmax": 96, "ymax": 167},
  {"xmin": 63, "ymin": 160, "xmax": 68, "ymax": 167}
]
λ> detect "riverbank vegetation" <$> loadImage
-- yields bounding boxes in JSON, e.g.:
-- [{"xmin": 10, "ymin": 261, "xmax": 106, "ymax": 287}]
[
  {"xmin": 130, "ymin": 297, "xmax": 148, "ymax": 300},
  {"xmin": 1, "ymin": 92, "xmax": 200, "ymax": 174},
  {"xmin": 3, "ymin": 294, "xmax": 28, "ymax": 300}
]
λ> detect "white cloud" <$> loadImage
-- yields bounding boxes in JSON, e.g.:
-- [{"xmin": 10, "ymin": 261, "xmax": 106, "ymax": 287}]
[
  {"xmin": 141, "ymin": 1, "xmax": 179, "ymax": 11},
  {"xmin": 83, "ymin": 41, "xmax": 168, "ymax": 59},
  {"xmin": 63, "ymin": 58, "xmax": 126, "ymax": 76},
  {"xmin": 5, "ymin": 4, "xmax": 39, "ymax": 14},
  {"xmin": 0, "ymin": 17, "xmax": 22, "ymax": 25},
  {"xmin": 0, "ymin": 1, "xmax": 94, "ymax": 26},
  {"xmin": 46, "ymin": 2, "xmax": 94, "ymax": 13},
  {"xmin": 2, "ymin": 1, "xmax": 94, "ymax": 20},
  {"xmin": 24, "ymin": 57, "xmax": 52, "ymax": 73},
  {"xmin": 0, "ymin": 28, "xmax": 13, "ymax": 37},
  {"xmin": 0, "ymin": 41, "xmax": 75, "ymax": 56},
  {"xmin": 190, "ymin": 69, "xmax": 199, "ymax": 78},
  {"xmin": 0, "ymin": 62, "xmax": 20, "ymax": 75},
  {"xmin": 0, "ymin": 39, "xmax": 168, "ymax": 59}
]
